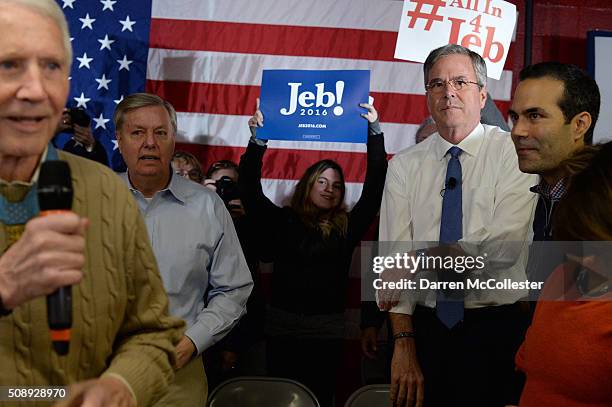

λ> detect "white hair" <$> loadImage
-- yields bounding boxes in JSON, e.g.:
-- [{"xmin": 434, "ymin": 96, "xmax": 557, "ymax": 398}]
[{"xmin": 0, "ymin": 0, "xmax": 72, "ymax": 64}]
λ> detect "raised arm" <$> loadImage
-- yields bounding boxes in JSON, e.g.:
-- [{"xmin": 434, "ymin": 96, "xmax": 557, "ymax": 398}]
[
  {"xmin": 347, "ymin": 103, "xmax": 388, "ymax": 248},
  {"xmin": 238, "ymin": 103, "xmax": 284, "ymax": 223}
]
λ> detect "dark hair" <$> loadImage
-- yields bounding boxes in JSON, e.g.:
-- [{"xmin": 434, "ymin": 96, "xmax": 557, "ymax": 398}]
[
  {"xmin": 519, "ymin": 62, "xmax": 600, "ymax": 145},
  {"xmin": 290, "ymin": 159, "xmax": 348, "ymax": 238},
  {"xmin": 205, "ymin": 160, "xmax": 239, "ymax": 179},
  {"xmin": 553, "ymin": 141, "xmax": 612, "ymax": 241}
]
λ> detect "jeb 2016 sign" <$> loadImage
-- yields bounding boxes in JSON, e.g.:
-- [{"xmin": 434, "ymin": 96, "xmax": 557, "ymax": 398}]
[{"xmin": 258, "ymin": 70, "xmax": 370, "ymax": 143}]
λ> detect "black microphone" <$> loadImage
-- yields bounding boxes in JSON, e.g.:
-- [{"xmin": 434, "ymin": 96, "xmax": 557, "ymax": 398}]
[
  {"xmin": 446, "ymin": 177, "xmax": 457, "ymax": 190},
  {"xmin": 38, "ymin": 161, "xmax": 73, "ymax": 356}
]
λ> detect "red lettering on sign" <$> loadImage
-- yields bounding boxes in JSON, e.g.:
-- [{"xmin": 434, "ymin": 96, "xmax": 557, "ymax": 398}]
[
  {"xmin": 482, "ymin": 26, "xmax": 504, "ymax": 62},
  {"xmin": 447, "ymin": 17, "xmax": 505, "ymax": 64}
]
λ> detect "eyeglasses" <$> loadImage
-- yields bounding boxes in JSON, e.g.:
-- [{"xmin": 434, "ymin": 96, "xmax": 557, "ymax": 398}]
[
  {"xmin": 425, "ymin": 78, "xmax": 481, "ymax": 93},
  {"xmin": 176, "ymin": 169, "xmax": 203, "ymax": 182}
]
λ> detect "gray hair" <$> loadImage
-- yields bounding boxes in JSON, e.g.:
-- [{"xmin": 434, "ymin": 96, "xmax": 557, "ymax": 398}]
[
  {"xmin": 415, "ymin": 116, "xmax": 437, "ymax": 144},
  {"xmin": 0, "ymin": 0, "xmax": 72, "ymax": 64},
  {"xmin": 416, "ymin": 116, "xmax": 435, "ymax": 133},
  {"xmin": 114, "ymin": 93, "xmax": 178, "ymax": 134},
  {"xmin": 423, "ymin": 44, "xmax": 487, "ymax": 89}
]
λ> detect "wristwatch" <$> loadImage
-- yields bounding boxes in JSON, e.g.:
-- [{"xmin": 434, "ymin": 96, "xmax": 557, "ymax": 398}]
[{"xmin": 0, "ymin": 293, "xmax": 12, "ymax": 317}]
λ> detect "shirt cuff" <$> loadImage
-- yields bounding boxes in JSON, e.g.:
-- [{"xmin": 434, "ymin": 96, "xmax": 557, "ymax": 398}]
[
  {"xmin": 185, "ymin": 326, "xmax": 212, "ymax": 356},
  {"xmin": 368, "ymin": 119, "xmax": 382, "ymax": 136},
  {"xmin": 388, "ymin": 298, "xmax": 416, "ymax": 316}
]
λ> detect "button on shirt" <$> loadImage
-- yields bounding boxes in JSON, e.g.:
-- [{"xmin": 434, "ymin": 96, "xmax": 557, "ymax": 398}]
[
  {"xmin": 379, "ymin": 124, "xmax": 538, "ymax": 314},
  {"xmin": 120, "ymin": 172, "xmax": 253, "ymax": 354}
]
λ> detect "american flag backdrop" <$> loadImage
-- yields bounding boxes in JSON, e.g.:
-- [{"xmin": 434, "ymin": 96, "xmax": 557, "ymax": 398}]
[
  {"xmin": 57, "ymin": 0, "xmax": 517, "ymax": 396},
  {"xmin": 57, "ymin": 0, "xmax": 514, "ymax": 207}
]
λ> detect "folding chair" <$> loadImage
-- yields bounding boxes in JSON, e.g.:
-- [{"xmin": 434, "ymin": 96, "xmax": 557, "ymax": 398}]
[
  {"xmin": 344, "ymin": 384, "xmax": 392, "ymax": 407},
  {"xmin": 207, "ymin": 376, "xmax": 321, "ymax": 407}
]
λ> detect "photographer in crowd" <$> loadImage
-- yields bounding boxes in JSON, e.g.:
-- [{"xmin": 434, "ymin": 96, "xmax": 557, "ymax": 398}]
[
  {"xmin": 54, "ymin": 107, "xmax": 109, "ymax": 166},
  {"xmin": 204, "ymin": 160, "xmax": 267, "ymax": 390},
  {"xmin": 204, "ymin": 160, "xmax": 244, "ymax": 217}
]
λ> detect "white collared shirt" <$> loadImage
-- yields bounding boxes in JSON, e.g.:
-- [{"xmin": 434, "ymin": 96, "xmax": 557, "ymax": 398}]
[{"xmin": 379, "ymin": 124, "xmax": 538, "ymax": 314}]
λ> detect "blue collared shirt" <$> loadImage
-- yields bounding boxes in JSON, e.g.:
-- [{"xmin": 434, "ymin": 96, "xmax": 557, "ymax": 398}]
[{"xmin": 119, "ymin": 172, "xmax": 253, "ymax": 354}]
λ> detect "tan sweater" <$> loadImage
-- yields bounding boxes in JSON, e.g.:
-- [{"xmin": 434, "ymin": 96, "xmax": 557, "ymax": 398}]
[{"xmin": 0, "ymin": 151, "xmax": 185, "ymax": 406}]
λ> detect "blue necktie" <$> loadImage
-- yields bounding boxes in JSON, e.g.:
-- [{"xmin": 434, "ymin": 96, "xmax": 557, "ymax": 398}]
[{"xmin": 437, "ymin": 146, "xmax": 464, "ymax": 328}]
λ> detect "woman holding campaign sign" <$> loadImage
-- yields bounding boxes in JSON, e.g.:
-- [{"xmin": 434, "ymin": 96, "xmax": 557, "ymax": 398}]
[{"xmin": 238, "ymin": 99, "xmax": 387, "ymax": 406}]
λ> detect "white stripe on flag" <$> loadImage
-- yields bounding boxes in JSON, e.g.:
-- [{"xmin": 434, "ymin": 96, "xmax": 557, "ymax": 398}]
[
  {"xmin": 176, "ymin": 112, "xmax": 418, "ymax": 154},
  {"xmin": 152, "ymin": 0, "xmax": 403, "ymax": 32},
  {"xmin": 148, "ymin": 49, "xmax": 513, "ymax": 101}
]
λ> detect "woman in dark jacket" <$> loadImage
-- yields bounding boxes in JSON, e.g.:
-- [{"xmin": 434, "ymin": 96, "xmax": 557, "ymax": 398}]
[{"xmin": 238, "ymin": 102, "xmax": 388, "ymax": 407}]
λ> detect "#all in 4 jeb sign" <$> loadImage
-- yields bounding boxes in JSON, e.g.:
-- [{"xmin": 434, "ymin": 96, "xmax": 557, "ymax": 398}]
[
  {"xmin": 258, "ymin": 70, "xmax": 370, "ymax": 143},
  {"xmin": 395, "ymin": 0, "xmax": 516, "ymax": 79}
]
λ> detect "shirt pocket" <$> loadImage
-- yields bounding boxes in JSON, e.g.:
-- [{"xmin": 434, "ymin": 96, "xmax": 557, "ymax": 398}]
[{"xmin": 164, "ymin": 242, "xmax": 209, "ymax": 296}]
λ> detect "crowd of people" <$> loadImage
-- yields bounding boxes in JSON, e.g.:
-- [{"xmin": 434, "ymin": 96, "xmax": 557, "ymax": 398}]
[{"xmin": 0, "ymin": 1, "xmax": 610, "ymax": 407}]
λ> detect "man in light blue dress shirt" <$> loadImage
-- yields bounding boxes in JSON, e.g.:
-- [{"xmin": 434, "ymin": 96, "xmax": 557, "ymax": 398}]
[{"xmin": 114, "ymin": 93, "xmax": 253, "ymax": 406}]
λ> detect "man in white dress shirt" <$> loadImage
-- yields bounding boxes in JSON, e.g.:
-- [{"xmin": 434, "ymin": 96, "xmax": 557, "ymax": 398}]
[{"xmin": 378, "ymin": 44, "xmax": 537, "ymax": 407}]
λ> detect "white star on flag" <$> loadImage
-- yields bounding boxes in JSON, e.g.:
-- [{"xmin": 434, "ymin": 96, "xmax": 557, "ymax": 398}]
[
  {"xmin": 62, "ymin": 0, "xmax": 76, "ymax": 9},
  {"xmin": 111, "ymin": 139, "xmax": 119, "ymax": 151},
  {"xmin": 114, "ymin": 95, "xmax": 124, "ymax": 105},
  {"xmin": 95, "ymin": 74, "xmax": 112, "ymax": 90},
  {"xmin": 77, "ymin": 52, "xmax": 93, "ymax": 69},
  {"xmin": 74, "ymin": 92, "xmax": 91, "ymax": 109},
  {"xmin": 79, "ymin": 13, "xmax": 96, "ymax": 30},
  {"xmin": 98, "ymin": 34, "xmax": 115, "ymax": 51},
  {"xmin": 117, "ymin": 55, "xmax": 133, "ymax": 71},
  {"xmin": 93, "ymin": 113, "xmax": 110, "ymax": 130},
  {"xmin": 100, "ymin": 0, "xmax": 117, "ymax": 11},
  {"xmin": 119, "ymin": 16, "xmax": 136, "ymax": 32}
]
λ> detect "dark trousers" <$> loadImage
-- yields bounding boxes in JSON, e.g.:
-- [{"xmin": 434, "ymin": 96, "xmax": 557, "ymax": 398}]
[
  {"xmin": 267, "ymin": 336, "xmax": 343, "ymax": 407},
  {"xmin": 413, "ymin": 303, "xmax": 529, "ymax": 407}
]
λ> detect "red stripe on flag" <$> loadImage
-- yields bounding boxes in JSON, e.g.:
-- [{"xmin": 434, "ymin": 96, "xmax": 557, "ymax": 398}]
[
  {"xmin": 147, "ymin": 80, "xmax": 431, "ymax": 124},
  {"xmin": 150, "ymin": 18, "xmax": 516, "ymax": 68},
  {"xmin": 150, "ymin": 19, "xmax": 400, "ymax": 62},
  {"xmin": 175, "ymin": 143, "xmax": 378, "ymax": 183}
]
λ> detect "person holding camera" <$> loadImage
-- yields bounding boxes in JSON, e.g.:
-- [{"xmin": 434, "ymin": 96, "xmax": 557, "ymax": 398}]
[
  {"xmin": 203, "ymin": 159, "xmax": 268, "ymax": 389},
  {"xmin": 55, "ymin": 107, "xmax": 109, "ymax": 166},
  {"xmin": 203, "ymin": 160, "xmax": 244, "ymax": 217}
]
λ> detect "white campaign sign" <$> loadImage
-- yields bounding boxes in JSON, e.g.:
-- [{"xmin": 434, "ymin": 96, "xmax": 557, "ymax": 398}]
[{"xmin": 395, "ymin": 0, "xmax": 516, "ymax": 80}]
